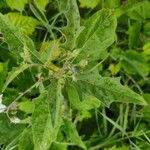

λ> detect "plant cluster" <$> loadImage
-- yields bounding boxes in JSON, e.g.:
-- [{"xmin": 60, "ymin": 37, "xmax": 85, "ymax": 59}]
[{"xmin": 0, "ymin": 0, "xmax": 150, "ymax": 150}]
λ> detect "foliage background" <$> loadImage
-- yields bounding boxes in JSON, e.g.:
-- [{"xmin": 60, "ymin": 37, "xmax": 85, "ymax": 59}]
[{"xmin": 0, "ymin": 0, "xmax": 150, "ymax": 150}]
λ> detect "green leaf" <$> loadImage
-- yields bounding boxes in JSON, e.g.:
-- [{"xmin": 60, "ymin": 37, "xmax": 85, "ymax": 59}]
[
  {"xmin": 32, "ymin": 79, "xmax": 64, "ymax": 150},
  {"xmin": 52, "ymin": 79, "xmax": 64, "ymax": 129},
  {"xmin": 0, "ymin": 114, "xmax": 24, "ymax": 145},
  {"xmin": 76, "ymin": 74, "xmax": 147, "ymax": 107},
  {"xmin": 143, "ymin": 94, "xmax": 150, "ymax": 120},
  {"xmin": 0, "ymin": 49, "xmax": 16, "ymax": 66},
  {"xmin": 47, "ymin": 79, "xmax": 64, "ymax": 131},
  {"xmin": 67, "ymin": 83, "xmax": 81, "ymax": 110},
  {"xmin": 18, "ymin": 101, "xmax": 35, "ymax": 114},
  {"xmin": 143, "ymin": 42, "xmax": 150, "ymax": 55},
  {"xmin": 2, "ymin": 88, "xmax": 19, "ymax": 105},
  {"xmin": 66, "ymin": 82, "xmax": 101, "ymax": 121},
  {"xmin": 18, "ymin": 128, "xmax": 34, "ymax": 150},
  {"xmin": 32, "ymin": 92, "xmax": 53, "ymax": 150},
  {"xmin": 128, "ymin": 21, "xmax": 141, "ymax": 48},
  {"xmin": 63, "ymin": 119, "xmax": 87, "ymax": 149},
  {"xmin": 50, "ymin": 142, "xmax": 68, "ymax": 150},
  {"xmin": 0, "ymin": 13, "xmax": 42, "ymax": 63},
  {"xmin": 109, "ymin": 63, "xmax": 121, "ymax": 75},
  {"xmin": 75, "ymin": 9, "xmax": 117, "ymax": 65},
  {"xmin": 0, "ymin": 62, "xmax": 8, "ymax": 93},
  {"xmin": 126, "ymin": 0, "xmax": 150, "ymax": 21},
  {"xmin": 79, "ymin": 0, "xmax": 100, "ymax": 9},
  {"xmin": 104, "ymin": 0, "xmax": 120, "ymax": 8},
  {"xmin": 0, "ymin": 0, "xmax": 7, "ymax": 9},
  {"xmin": 5, "ymin": 13, "xmax": 39, "ymax": 35},
  {"xmin": 107, "ymin": 145, "xmax": 128, "ymax": 150},
  {"xmin": 6, "ymin": 0, "xmax": 27, "ymax": 11},
  {"xmin": 144, "ymin": 22, "xmax": 150, "ymax": 36},
  {"xmin": 2, "ymin": 63, "xmax": 32, "ymax": 92},
  {"xmin": 121, "ymin": 50, "xmax": 149, "ymax": 78},
  {"xmin": 60, "ymin": 0, "xmax": 81, "ymax": 50},
  {"xmin": 34, "ymin": 0, "xmax": 49, "ymax": 11},
  {"xmin": 81, "ymin": 95, "xmax": 101, "ymax": 111},
  {"xmin": 40, "ymin": 40, "xmax": 61, "ymax": 65}
]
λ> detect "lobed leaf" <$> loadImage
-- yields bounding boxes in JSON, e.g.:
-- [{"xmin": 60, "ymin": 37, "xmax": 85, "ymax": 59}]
[
  {"xmin": 5, "ymin": 13, "xmax": 39, "ymax": 35},
  {"xmin": 75, "ymin": 9, "xmax": 117, "ymax": 65},
  {"xmin": 60, "ymin": 0, "xmax": 81, "ymax": 50},
  {"xmin": 32, "ymin": 79, "xmax": 64, "ymax": 150},
  {"xmin": 67, "ymin": 83, "xmax": 101, "ymax": 112},
  {"xmin": 76, "ymin": 74, "xmax": 147, "ymax": 107},
  {"xmin": 0, "ymin": 13, "xmax": 42, "ymax": 63}
]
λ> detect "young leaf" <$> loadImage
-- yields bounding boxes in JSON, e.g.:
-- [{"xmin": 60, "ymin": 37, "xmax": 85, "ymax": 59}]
[
  {"xmin": 143, "ymin": 43, "xmax": 150, "ymax": 55},
  {"xmin": 67, "ymin": 83, "xmax": 100, "ymax": 115},
  {"xmin": 0, "ymin": 13, "xmax": 42, "ymax": 63},
  {"xmin": 18, "ymin": 101, "xmax": 35, "ymax": 114},
  {"xmin": 5, "ymin": 13, "xmax": 39, "ymax": 35},
  {"xmin": 81, "ymin": 95, "xmax": 101, "ymax": 111},
  {"xmin": 79, "ymin": 0, "xmax": 100, "ymax": 9},
  {"xmin": 76, "ymin": 74, "xmax": 147, "ymax": 107},
  {"xmin": 75, "ymin": 9, "xmax": 117, "ymax": 64},
  {"xmin": 109, "ymin": 63, "xmax": 121, "ymax": 75},
  {"xmin": 40, "ymin": 40, "xmax": 61, "ymax": 65},
  {"xmin": 6, "ymin": 0, "xmax": 27, "ymax": 11}
]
